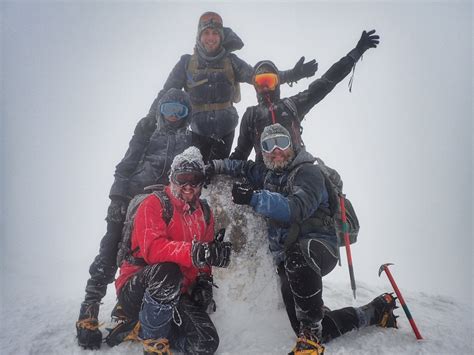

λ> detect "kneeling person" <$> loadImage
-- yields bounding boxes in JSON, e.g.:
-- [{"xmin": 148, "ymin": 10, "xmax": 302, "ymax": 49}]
[{"xmin": 111, "ymin": 147, "xmax": 231, "ymax": 355}]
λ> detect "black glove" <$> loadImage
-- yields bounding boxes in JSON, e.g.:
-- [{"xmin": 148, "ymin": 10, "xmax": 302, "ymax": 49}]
[
  {"xmin": 190, "ymin": 273, "xmax": 215, "ymax": 311},
  {"xmin": 191, "ymin": 229, "xmax": 232, "ymax": 268},
  {"xmin": 76, "ymin": 303, "xmax": 102, "ymax": 349},
  {"xmin": 356, "ymin": 29, "xmax": 380, "ymax": 55},
  {"xmin": 232, "ymin": 182, "xmax": 254, "ymax": 205},
  {"xmin": 76, "ymin": 320, "xmax": 102, "ymax": 349},
  {"xmin": 292, "ymin": 56, "xmax": 318, "ymax": 80},
  {"xmin": 106, "ymin": 198, "xmax": 129, "ymax": 224}
]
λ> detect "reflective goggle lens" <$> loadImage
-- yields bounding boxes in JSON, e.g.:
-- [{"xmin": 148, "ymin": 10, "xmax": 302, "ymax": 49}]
[
  {"xmin": 261, "ymin": 135, "xmax": 291, "ymax": 153},
  {"xmin": 160, "ymin": 102, "xmax": 189, "ymax": 119},
  {"xmin": 172, "ymin": 172, "xmax": 205, "ymax": 187},
  {"xmin": 254, "ymin": 73, "xmax": 279, "ymax": 91}
]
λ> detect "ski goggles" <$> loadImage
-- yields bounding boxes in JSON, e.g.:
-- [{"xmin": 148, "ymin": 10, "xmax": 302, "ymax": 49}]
[
  {"xmin": 261, "ymin": 135, "xmax": 291, "ymax": 153},
  {"xmin": 254, "ymin": 73, "xmax": 279, "ymax": 91},
  {"xmin": 160, "ymin": 102, "xmax": 189, "ymax": 119},
  {"xmin": 171, "ymin": 172, "xmax": 205, "ymax": 188}
]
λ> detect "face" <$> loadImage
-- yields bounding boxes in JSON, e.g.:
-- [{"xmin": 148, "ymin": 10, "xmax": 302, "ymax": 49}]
[
  {"xmin": 262, "ymin": 146, "xmax": 295, "ymax": 171},
  {"xmin": 200, "ymin": 28, "xmax": 221, "ymax": 54},
  {"xmin": 164, "ymin": 115, "xmax": 179, "ymax": 123},
  {"xmin": 171, "ymin": 182, "xmax": 203, "ymax": 203}
]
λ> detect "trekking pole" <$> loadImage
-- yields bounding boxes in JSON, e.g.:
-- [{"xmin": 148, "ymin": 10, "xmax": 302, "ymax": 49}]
[
  {"xmin": 378, "ymin": 263, "xmax": 423, "ymax": 340},
  {"xmin": 340, "ymin": 195, "xmax": 356, "ymax": 299}
]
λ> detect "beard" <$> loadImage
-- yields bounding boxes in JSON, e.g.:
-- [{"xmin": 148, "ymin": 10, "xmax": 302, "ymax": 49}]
[
  {"xmin": 170, "ymin": 183, "xmax": 201, "ymax": 204},
  {"xmin": 262, "ymin": 148, "xmax": 295, "ymax": 171}
]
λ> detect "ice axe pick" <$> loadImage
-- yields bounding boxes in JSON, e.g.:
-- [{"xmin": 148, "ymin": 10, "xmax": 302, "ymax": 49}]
[{"xmin": 378, "ymin": 263, "xmax": 423, "ymax": 340}]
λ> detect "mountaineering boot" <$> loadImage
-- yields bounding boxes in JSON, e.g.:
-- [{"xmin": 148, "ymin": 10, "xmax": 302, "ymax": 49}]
[
  {"xmin": 105, "ymin": 303, "xmax": 140, "ymax": 346},
  {"xmin": 76, "ymin": 302, "xmax": 102, "ymax": 349},
  {"xmin": 359, "ymin": 292, "xmax": 399, "ymax": 328},
  {"xmin": 142, "ymin": 338, "xmax": 171, "ymax": 355},
  {"xmin": 288, "ymin": 324, "xmax": 325, "ymax": 355}
]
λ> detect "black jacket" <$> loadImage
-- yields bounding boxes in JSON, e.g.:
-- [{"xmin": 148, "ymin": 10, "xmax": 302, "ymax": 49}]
[{"xmin": 230, "ymin": 49, "xmax": 361, "ymax": 162}]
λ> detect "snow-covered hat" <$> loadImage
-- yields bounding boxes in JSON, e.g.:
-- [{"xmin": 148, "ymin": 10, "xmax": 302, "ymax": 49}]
[
  {"xmin": 197, "ymin": 11, "xmax": 224, "ymax": 40},
  {"xmin": 169, "ymin": 147, "xmax": 205, "ymax": 180},
  {"xmin": 260, "ymin": 123, "xmax": 291, "ymax": 145}
]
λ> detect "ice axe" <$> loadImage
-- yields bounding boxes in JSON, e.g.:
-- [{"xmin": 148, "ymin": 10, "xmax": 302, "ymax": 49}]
[
  {"xmin": 378, "ymin": 263, "xmax": 423, "ymax": 340},
  {"xmin": 340, "ymin": 195, "xmax": 356, "ymax": 299}
]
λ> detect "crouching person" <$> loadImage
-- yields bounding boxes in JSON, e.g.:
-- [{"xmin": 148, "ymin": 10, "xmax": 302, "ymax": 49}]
[{"xmin": 108, "ymin": 147, "xmax": 231, "ymax": 355}]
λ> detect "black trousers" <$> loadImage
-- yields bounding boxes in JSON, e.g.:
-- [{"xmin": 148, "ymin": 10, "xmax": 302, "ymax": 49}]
[
  {"xmin": 278, "ymin": 239, "xmax": 360, "ymax": 342},
  {"xmin": 83, "ymin": 220, "xmax": 123, "ymax": 308},
  {"xmin": 192, "ymin": 131, "xmax": 235, "ymax": 162},
  {"xmin": 118, "ymin": 262, "xmax": 219, "ymax": 355}
]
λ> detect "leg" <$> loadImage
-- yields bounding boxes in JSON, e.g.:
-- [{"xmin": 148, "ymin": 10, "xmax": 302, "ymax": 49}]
[
  {"xmin": 170, "ymin": 295, "xmax": 219, "ymax": 355},
  {"xmin": 208, "ymin": 130, "xmax": 235, "ymax": 160},
  {"xmin": 118, "ymin": 263, "xmax": 183, "ymax": 340},
  {"xmin": 277, "ymin": 262, "xmax": 299, "ymax": 335}
]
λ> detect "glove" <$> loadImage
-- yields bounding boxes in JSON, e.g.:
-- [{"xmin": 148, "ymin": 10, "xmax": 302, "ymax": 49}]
[
  {"xmin": 76, "ymin": 302, "xmax": 102, "ymax": 349},
  {"xmin": 191, "ymin": 229, "xmax": 232, "ymax": 268},
  {"xmin": 76, "ymin": 319, "xmax": 102, "ymax": 349},
  {"xmin": 106, "ymin": 198, "xmax": 129, "ymax": 224},
  {"xmin": 232, "ymin": 182, "xmax": 254, "ymax": 205},
  {"xmin": 292, "ymin": 56, "xmax": 318, "ymax": 80},
  {"xmin": 190, "ymin": 273, "xmax": 215, "ymax": 311},
  {"xmin": 355, "ymin": 29, "xmax": 380, "ymax": 55}
]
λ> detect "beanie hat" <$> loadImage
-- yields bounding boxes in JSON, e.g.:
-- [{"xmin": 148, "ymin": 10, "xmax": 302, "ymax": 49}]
[
  {"xmin": 260, "ymin": 123, "xmax": 291, "ymax": 145},
  {"xmin": 197, "ymin": 11, "xmax": 224, "ymax": 40},
  {"xmin": 169, "ymin": 147, "xmax": 205, "ymax": 180}
]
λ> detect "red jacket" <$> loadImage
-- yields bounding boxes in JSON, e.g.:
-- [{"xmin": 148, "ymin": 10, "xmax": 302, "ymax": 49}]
[{"xmin": 115, "ymin": 186, "xmax": 215, "ymax": 294}]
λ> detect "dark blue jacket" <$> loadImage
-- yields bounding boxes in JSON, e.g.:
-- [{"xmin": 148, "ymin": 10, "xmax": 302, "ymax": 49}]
[{"xmin": 217, "ymin": 149, "xmax": 337, "ymax": 263}]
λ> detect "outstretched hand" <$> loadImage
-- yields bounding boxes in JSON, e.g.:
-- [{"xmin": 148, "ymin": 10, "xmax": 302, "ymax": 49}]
[
  {"xmin": 293, "ymin": 56, "xmax": 318, "ymax": 79},
  {"xmin": 356, "ymin": 30, "xmax": 380, "ymax": 54}
]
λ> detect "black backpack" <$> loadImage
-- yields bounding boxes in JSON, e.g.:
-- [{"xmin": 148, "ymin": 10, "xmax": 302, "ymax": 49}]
[
  {"xmin": 285, "ymin": 158, "xmax": 360, "ymax": 248},
  {"xmin": 314, "ymin": 157, "xmax": 360, "ymax": 246},
  {"xmin": 116, "ymin": 188, "xmax": 211, "ymax": 267}
]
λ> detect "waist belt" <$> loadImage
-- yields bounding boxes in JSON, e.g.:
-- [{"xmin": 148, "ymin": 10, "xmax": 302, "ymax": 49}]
[{"xmin": 192, "ymin": 101, "xmax": 232, "ymax": 112}]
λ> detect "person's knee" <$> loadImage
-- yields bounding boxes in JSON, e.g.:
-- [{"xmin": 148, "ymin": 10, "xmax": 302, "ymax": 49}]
[{"xmin": 144, "ymin": 263, "xmax": 183, "ymax": 303}]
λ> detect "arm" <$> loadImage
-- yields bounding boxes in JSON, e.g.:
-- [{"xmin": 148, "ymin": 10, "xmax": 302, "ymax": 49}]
[
  {"xmin": 213, "ymin": 158, "xmax": 267, "ymax": 187},
  {"xmin": 155, "ymin": 55, "xmax": 189, "ymax": 102},
  {"xmin": 109, "ymin": 113, "xmax": 157, "ymax": 199},
  {"xmin": 229, "ymin": 107, "xmax": 255, "ymax": 161},
  {"xmin": 291, "ymin": 30, "xmax": 380, "ymax": 119},
  {"xmin": 230, "ymin": 54, "xmax": 317, "ymax": 85},
  {"xmin": 250, "ymin": 165, "xmax": 327, "ymax": 224}
]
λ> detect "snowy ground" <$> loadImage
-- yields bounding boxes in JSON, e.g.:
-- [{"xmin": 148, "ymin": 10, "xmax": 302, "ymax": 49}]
[{"xmin": 1, "ymin": 177, "xmax": 472, "ymax": 354}]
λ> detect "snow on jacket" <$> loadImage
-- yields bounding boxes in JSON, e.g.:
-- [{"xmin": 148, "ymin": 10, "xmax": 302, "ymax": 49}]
[
  {"xmin": 217, "ymin": 149, "xmax": 337, "ymax": 264},
  {"xmin": 115, "ymin": 185, "xmax": 215, "ymax": 293},
  {"xmin": 109, "ymin": 88, "xmax": 194, "ymax": 200},
  {"xmin": 154, "ymin": 27, "xmax": 307, "ymax": 139},
  {"xmin": 229, "ymin": 50, "xmax": 360, "ymax": 163}
]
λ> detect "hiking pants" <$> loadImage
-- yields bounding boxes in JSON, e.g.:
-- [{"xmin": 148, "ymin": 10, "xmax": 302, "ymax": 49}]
[
  {"xmin": 118, "ymin": 262, "xmax": 219, "ymax": 354},
  {"xmin": 192, "ymin": 131, "xmax": 235, "ymax": 161}
]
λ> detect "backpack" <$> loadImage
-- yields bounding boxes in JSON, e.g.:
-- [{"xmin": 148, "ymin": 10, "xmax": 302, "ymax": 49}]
[
  {"xmin": 314, "ymin": 157, "xmax": 360, "ymax": 246},
  {"xmin": 286, "ymin": 158, "xmax": 360, "ymax": 248},
  {"xmin": 116, "ymin": 188, "xmax": 211, "ymax": 267}
]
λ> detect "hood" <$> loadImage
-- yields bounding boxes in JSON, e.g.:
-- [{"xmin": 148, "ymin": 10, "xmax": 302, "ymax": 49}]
[
  {"xmin": 253, "ymin": 60, "xmax": 281, "ymax": 104},
  {"xmin": 222, "ymin": 27, "xmax": 244, "ymax": 52},
  {"xmin": 156, "ymin": 88, "xmax": 192, "ymax": 131},
  {"xmin": 287, "ymin": 148, "xmax": 316, "ymax": 170}
]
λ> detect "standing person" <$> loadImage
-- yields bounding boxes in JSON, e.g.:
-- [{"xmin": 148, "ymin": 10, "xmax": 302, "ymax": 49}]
[
  {"xmin": 207, "ymin": 124, "xmax": 397, "ymax": 354},
  {"xmin": 107, "ymin": 147, "xmax": 231, "ymax": 354},
  {"xmin": 155, "ymin": 11, "xmax": 318, "ymax": 161},
  {"xmin": 76, "ymin": 89, "xmax": 198, "ymax": 349},
  {"xmin": 229, "ymin": 30, "xmax": 380, "ymax": 163}
]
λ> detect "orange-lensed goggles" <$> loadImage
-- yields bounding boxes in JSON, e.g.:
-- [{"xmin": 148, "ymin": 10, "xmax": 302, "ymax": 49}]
[{"xmin": 254, "ymin": 73, "xmax": 279, "ymax": 91}]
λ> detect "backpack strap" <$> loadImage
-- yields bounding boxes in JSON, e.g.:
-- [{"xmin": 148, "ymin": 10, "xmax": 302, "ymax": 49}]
[
  {"xmin": 282, "ymin": 98, "xmax": 304, "ymax": 148},
  {"xmin": 152, "ymin": 190, "xmax": 174, "ymax": 225},
  {"xmin": 199, "ymin": 198, "xmax": 212, "ymax": 226}
]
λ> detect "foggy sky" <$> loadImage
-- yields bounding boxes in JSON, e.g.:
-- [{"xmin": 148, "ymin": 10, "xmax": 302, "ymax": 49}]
[{"xmin": 1, "ymin": 0, "xmax": 472, "ymax": 305}]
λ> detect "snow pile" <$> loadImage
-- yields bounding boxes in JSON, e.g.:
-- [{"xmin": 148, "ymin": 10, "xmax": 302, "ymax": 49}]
[{"xmin": 0, "ymin": 175, "xmax": 472, "ymax": 354}]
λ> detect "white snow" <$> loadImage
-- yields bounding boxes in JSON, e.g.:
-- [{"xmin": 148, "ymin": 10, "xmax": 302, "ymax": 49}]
[{"xmin": 0, "ymin": 176, "xmax": 472, "ymax": 355}]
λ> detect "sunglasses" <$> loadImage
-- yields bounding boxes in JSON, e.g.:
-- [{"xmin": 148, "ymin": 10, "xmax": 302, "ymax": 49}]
[
  {"xmin": 171, "ymin": 172, "xmax": 205, "ymax": 188},
  {"xmin": 160, "ymin": 102, "xmax": 189, "ymax": 119},
  {"xmin": 261, "ymin": 135, "xmax": 291, "ymax": 153},
  {"xmin": 254, "ymin": 73, "xmax": 279, "ymax": 91}
]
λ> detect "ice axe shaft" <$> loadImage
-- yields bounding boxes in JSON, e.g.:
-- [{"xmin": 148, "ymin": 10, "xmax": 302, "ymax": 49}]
[
  {"xmin": 340, "ymin": 195, "xmax": 356, "ymax": 299},
  {"xmin": 379, "ymin": 263, "xmax": 423, "ymax": 340}
]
